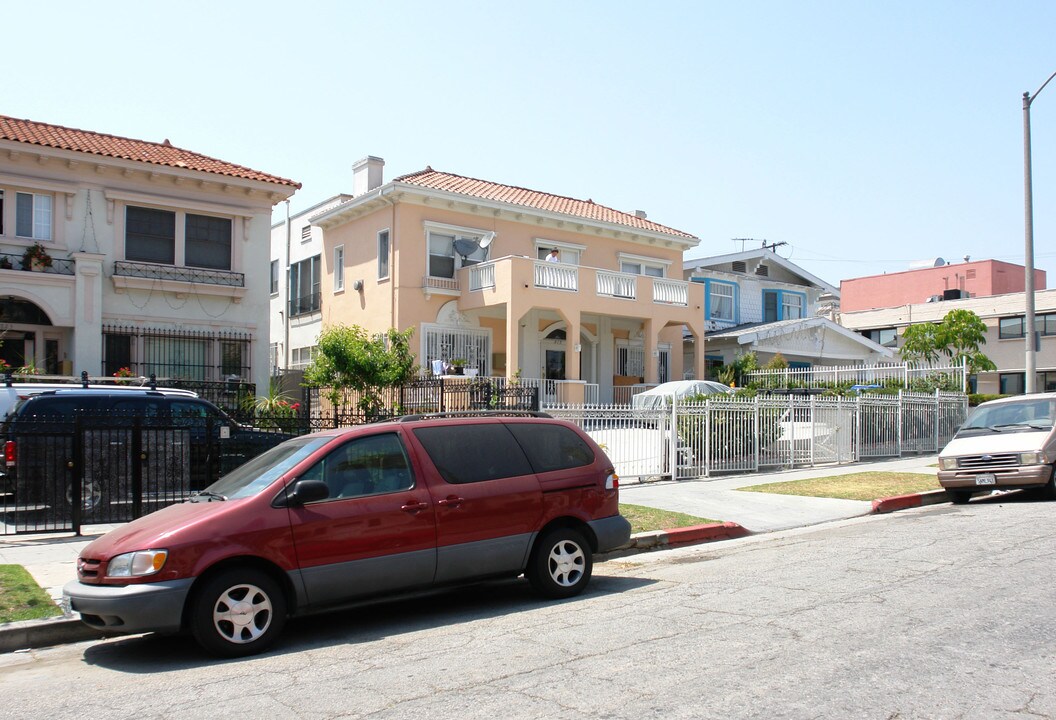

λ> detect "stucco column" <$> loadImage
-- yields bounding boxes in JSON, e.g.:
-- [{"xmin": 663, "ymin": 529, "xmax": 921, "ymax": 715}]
[
  {"xmin": 685, "ymin": 319, "xmax": 707, "ymax": 381},
  {"xmin": 557, "ymin": 308, "xmax": 581, "ymax": 380},
  {"xmin": 507, "ymin": 306, "xmax": 524, "ymax": 380},
  {"xmin": 598, "ymin": 317, "xmax": 614, "ymax": 402},
  {"xmin": 642, "ymin": 318, "xmax": 657, "ymax": 383},
  {"xmin": 72, "ymin": 252, "xmax": 105, "ymax": 377}
]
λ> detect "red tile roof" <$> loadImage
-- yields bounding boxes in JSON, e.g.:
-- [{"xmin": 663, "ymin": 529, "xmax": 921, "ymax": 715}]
[
  {"xmin": 0, "ymin": 114, "xmax": 300, "ymax": 188},
  {"xmin": 394, "ymin": 167, "xmax": 696, "ymax": 239}
]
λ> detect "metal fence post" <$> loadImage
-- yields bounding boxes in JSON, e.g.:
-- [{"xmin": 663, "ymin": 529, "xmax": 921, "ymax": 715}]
[
  {"xmin": 670, "ymin": 396, "xmax": 678, "ymax": 481},
  {"xmin": 704, "ymin": 397, "xmax": 711, "ymax": 478},
  {"xmin": 71, "ymin": 416, "xmax": 83, "ymax": 536},
  {"xmin": 897, "ymin": 389, "xmax": 904, "ymax": 457}
]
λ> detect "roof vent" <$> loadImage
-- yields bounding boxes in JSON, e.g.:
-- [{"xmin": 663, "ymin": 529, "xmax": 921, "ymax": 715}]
[
  {"xmin": 634, "ymin": 210, "xmax": 648, "ymax": 219},
  {"xmin": 755, "ymin": 264, "xmax": 769, "ymax": 277},
  {"xmin": 732, "ymin": 260, "xmax": 747, "ymax": 273}
]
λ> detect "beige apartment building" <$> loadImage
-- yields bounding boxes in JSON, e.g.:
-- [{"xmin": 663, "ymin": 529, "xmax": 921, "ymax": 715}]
[
  {"xmin": 303, "ymin": 158, "xmax": 706, "ymax": 403},
  {"xmin": 841, "ymin": 288, "xmax": 1056, "ymax": 394}
]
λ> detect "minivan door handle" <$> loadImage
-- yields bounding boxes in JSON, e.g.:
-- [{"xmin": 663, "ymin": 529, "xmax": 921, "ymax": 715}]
[
  {"xmin": 437, "ymin": 495, "xmax": 464, "ymax": 509},
  {"xmin": 400, "ymin": 500, "xmax": 429, "ymax": 514}
]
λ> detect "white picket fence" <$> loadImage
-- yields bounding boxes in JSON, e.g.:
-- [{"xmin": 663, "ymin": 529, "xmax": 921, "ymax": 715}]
[
  {"xmin": 744, "ymin": 360, "xmax": 969, "ymax": 391},
  {"xmin": 544, "ymin": 391, "xmax": 968, "ymax": 481}
]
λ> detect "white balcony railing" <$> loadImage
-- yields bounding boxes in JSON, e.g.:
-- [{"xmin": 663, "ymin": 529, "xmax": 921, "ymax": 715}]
[
  {"xmin": 596, "ymin": 270, "xmax": 637, "ymax": 299},
  {"xmin": 652, "ymin": 278, "xmax": 688, "ymax": 306},
  {"xmin": 468, "ymin": 263, "xmax": 495, "ymax": 291},
  {"xmin": 534, "ymin": 261, "xmax": 578, "ymax": 291}
]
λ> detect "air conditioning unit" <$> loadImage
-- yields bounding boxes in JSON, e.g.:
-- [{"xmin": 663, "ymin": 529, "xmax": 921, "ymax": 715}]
[{"xmin": 925, "ymin": 295, "xmax": 942, "ymax": 303}]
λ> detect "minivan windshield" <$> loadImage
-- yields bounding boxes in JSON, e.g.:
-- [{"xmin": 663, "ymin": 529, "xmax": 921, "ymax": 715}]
[
  {"xmin": 195, "ymin": 435, "xmax": 331, "ymax": 501},
  {"xmin": 956, "ymin": 398, "xmax": 1056, "ymax": 436}
]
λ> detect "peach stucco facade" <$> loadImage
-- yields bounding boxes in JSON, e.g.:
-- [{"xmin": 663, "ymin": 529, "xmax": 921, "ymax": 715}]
[
  {"xmin": 309, "ymin": 168, "xmax": 706, "ymax": 403},
  {"xmin": 840, "ymin": 259, "xmax": 1046, "ymax": 313}
]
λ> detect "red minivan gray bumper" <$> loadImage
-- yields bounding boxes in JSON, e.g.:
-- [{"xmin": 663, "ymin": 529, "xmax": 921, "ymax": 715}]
[{"xmin": 62, "ymin": 578, "xmax": 194, "ymax": 635}]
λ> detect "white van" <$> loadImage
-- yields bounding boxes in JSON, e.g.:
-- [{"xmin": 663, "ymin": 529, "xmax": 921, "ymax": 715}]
[{"xmin": 937, "ymin": 393, "xmax": 1056, "ymax": 504}]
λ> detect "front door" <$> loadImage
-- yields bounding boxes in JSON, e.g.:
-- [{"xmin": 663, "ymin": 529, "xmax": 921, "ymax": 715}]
[
  {"xmin": 286, "ymin": 431, "xmax": 437, "ymax": 606},
  {"xmin": 545, "ymin": 349, "xmax": 565, "ymax": 380}
]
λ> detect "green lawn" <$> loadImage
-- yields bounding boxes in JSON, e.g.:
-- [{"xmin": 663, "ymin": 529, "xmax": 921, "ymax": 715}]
[
  {"xmin": 737, "ymin": 471, "xmax": 941, "ymax": 502},
  {"xmin": 620, "ymin": 504, "xmax": 719, "ymax": 534},
  {"xmin": 0, "ymin": 565, "xmax": 62, "ymax": 623}
]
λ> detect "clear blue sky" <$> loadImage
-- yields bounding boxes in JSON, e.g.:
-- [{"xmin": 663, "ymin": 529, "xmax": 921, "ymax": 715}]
[{"xmin": 6, "ymin": 1, "xmax": 1056, "ymax": 288}]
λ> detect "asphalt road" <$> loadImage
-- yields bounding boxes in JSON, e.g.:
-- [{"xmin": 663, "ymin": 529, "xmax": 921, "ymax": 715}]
[{"xmin": 0, "ymin": 493, "xmax": 1053, "ymax": 720}]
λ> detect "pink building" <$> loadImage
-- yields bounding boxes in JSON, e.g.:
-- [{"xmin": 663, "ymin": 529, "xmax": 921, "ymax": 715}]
[{"xmin": 840, "ymin": 259, "xmax": 1046, "ymax": 313}]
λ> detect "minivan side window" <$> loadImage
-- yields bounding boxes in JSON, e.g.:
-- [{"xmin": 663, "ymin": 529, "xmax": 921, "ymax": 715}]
[
  {"xmin": 412, "ymin": 424, "xmax": 533, "ymax": 484},
  {"xmin": 301, "ymin": 433, "xmax": 414, "ymax": 500},
  {"xmin": 506, "ymin": 423, "xmax": 595, "ymax": 473}
]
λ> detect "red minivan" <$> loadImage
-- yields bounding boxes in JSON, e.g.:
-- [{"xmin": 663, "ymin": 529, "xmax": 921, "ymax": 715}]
[{"xmin": 63, "ymin": 412, "xmax": 630, "ymax": 656}]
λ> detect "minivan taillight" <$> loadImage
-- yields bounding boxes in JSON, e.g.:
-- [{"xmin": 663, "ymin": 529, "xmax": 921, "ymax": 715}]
[
  {"xmin": 605, "ymin": 472, "xmax": 618, "ymax": 490},
  {"xmin": 4, "ymin": 440, "xmax": 14, "ymax": 468}
]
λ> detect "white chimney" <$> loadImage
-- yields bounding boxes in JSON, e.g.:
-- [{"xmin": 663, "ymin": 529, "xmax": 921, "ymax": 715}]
[
  {"xmin": 634, "ymin": 210, "xmax": 648, "ymax": 219},
  {"xmin": 352, "ymin": 156, "xmax": 385, "ymax": 196}
]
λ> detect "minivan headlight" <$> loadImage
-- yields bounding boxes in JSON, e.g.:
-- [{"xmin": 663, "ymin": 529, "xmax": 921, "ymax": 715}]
[
  {"xmin": 939, "ymin": 457, "xmax": 959, "ymax": 471},
  {"xmin": 107, "ymin": 550, "xmax": 168, "ymax": 578},
  {"xmin": 1019, "ymin": 451, "xmax": 1053, "ymax": 466}
]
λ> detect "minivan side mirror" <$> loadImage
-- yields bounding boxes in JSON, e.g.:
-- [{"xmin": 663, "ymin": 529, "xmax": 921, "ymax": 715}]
[{"xmin": 275, "ymin": 479, "xmax": 330, "ymax": 507}]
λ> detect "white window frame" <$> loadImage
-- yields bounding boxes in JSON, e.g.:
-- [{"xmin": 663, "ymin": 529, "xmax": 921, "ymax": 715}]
[
  {"xmin": 421, "ymin": 322, "xmax": 492, "ymax": 375},
  {"xmin": 534, "ymin": 239, "xmax": 585, "ymax": 265},
  {"xmin": 709, "ymin": 282, "xmax": 735, "ymax": 322},
  {"xmin": 617, "ymin": 252, "xmax": 670, "ymax": 278},
  {"xmin": 15, "ymin": 192, "xmax": 53, "ymax": 241},
  {"xmin": 333, "ymin": 245, "xmax": 345, "ymax": 293},
  {"xmin": 424, "ymin": 221, "xmax": 490, "ymax": 279},
  {"xmin": 782, "ymin": 293, "xmax": 804, "ymax": 320},
  {"xmin": 615, "ymin": 340, "xmax": 645, "ymax": 378},
  {"xmin": 270, "ymin": 259, "xmax": 279, "ymax": 295},
  {"xmin": 378, "ymin": 229, "xmax": 390, "ymax": 280}
]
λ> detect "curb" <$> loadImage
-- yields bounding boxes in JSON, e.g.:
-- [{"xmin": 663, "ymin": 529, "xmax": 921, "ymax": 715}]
[
  {"xmin": 620, "ymin": 522, "xmax": 751, "ymax": 551},
  {"xmin": 0, "ymin": 615, "xmax": 105, "ymax": 654},
  {"xmin": 871, "ymin": 489, "xmax": 949, "ymax": 514}
]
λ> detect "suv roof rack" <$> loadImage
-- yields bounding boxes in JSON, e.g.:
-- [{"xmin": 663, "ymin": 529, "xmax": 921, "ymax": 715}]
[{"xmin": 393, "ymin": 410, "xmax": 552, "ymax": 422}]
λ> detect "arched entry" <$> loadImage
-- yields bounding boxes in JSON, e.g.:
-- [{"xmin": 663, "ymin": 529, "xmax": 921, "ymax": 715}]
[
  {"xmin": 0, "ymin": 296, "xmax": 58, "ymax": 373},
  {"xmin": 539, "ymin": 322, "xmax": 598, "ymax": 385}
]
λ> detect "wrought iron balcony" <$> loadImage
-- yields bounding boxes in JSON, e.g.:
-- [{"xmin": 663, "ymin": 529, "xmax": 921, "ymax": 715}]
[
  {"xmin": 0, "ymin": 251, "xmax": 75, "ymax": 276},
  {"xmin": 113, "ymin": 260, "xmax": 245, "ymax": 287}
]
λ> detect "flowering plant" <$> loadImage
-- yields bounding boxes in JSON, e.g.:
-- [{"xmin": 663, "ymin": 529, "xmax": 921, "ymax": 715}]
[
  {"xmin": 22, "ymin": 242, "xmax": 53, "ymax": 269},
  {"xmin": 113, "ymin": 367, "xmax": 136, "ymax": 378}
]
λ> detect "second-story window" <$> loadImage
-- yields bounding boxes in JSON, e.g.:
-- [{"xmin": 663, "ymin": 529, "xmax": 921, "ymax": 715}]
[
  {"xmin": 782, "ymin": 293, "xmax": 804, "ymax": 320},
  {"xmin": 125, "ymin": 205, "xmax": 232, "ymax": 269},
  {"xmin": 15, "ymin": 192, "xmax": 52, "ymax": 241},
  {"xmin": 290, "ymin": 255, "xmax": 321, "ymax": 316},
  {"xmin": 334, "ymin": 245, "xmax": 345, "ymax": 292},
  {"xmin": 378, "ymin": 230, "xmax": 390, "ymax": 279},
  {"xmin": 126, "ymin": 206, "xmax": 176, "ymax": 264},
  {"xmin": 185, "ymin": 213, "xmax": 232, "ymax": 270},
  {"xmin": 270, "ymin": 260, "xmax": 279, "ymax": 294},
  {"xmin": 428, "ymin": 230, "xmax": 488, "ymax": 278},
  {"xmin": 709, "ymin": 282, "xmax": 735, "ymax": 322}
]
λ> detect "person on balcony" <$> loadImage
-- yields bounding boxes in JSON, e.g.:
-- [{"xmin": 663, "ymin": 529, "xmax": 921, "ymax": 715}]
[{"xmin": 545, "ymin": 248, "xmax": 560, "ymax": 263}]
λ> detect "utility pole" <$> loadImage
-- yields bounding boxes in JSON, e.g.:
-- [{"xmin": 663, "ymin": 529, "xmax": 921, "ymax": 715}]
[{"xmin": 761, "ymin": 240, "xmax": 788, "ymax": 254}]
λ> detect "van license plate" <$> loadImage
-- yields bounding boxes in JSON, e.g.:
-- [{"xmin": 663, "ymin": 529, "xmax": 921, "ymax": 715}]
[{"xmin": 975, "ymin": 473, "xmax": 997, "ymax": 486}]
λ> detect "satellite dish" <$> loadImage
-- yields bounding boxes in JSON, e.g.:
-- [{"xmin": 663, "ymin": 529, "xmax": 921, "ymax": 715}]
[
  {"xmin": 452, "ymin": 238, "xmax": 480, "ymax": 263},
  {"xmin": 480, "ymin": 231, "xmax": 495, "ymax": 248}
]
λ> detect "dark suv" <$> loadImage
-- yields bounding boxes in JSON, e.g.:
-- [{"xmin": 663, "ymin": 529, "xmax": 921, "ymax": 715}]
[
  {"xmin": 2, "ymin": 390, "xmax": 289, "ymax": 517},
  {"xmin": 63, "ymin": 411, "xmax": 631, "ymax": 657}
]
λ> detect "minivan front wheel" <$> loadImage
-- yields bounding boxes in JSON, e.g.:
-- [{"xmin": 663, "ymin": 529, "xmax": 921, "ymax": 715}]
[
  {"xmin": 190, "ymin": 568, "xmax": 287, "ymax": 657},
  {"xmin": 527, "ymin": 528, "xmax": 593, "ymax": 599}
]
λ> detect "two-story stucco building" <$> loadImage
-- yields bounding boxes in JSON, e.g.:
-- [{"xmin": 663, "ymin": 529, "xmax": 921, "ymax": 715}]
[
  {"xmin": 280, "ymin": 157, "xmax": 706, "ymax": 403},
  {"xmin": 0, "ymin": 114, "xmax": 299, "ymax": 390}
]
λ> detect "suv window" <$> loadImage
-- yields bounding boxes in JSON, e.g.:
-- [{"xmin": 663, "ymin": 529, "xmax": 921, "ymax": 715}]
[
  {"xmin": 412, "ymin": 424, "xmax": 533, "ymax": 484},
  {"xmin": 507, "ymin": 423, "xmax": 595, "ymax": 473},
  {"xmin": 300, "ymin": 432, "xmax": 413, "ymax": 499}
]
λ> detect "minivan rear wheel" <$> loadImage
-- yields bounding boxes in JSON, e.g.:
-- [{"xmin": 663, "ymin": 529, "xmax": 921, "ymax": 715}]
[
  {"xmin": 190, "ymin": 568, "xmax": 287, "ymax": 657},
  {"xmin": 527, "ymin": 528, "xmax": 593, "ymax": 599}
]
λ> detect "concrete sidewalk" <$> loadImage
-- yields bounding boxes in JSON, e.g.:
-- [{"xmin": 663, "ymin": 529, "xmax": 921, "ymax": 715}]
[
  {"xmin": 620, "ymin": 455, "xmax": 941, "ymax": 532},
  {"xmin": 0, "ymin": 455, "xmax": 944, "ymax": 652}
]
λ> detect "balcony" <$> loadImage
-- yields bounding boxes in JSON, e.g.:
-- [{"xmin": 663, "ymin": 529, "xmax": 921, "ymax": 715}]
[
  {"xmin": 0, "ymin": 251, "xmax": 75, "ymax": 276},
  {"xmin": 459, "ymin": 255, "xmax": 702, "ymax": 321},
  {"xmin": 111, "ymin": 260, "xmax": 247, "ymax": 301}
]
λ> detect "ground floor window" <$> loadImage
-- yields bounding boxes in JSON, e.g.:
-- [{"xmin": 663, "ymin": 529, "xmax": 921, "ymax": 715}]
[
  {"xmin": 616, "ymin": 341, "xmax": 644, "ymax": 379},
  {"xmin": 422, "ymin": 324, "xmax": 490, "ymax": 376},
  {"xmin": 999, "ymin": 372, "xmax": 1024, "ymax": 395},
  {"xmin": 102, "ymin": 325, "xmax": 252, "ymax": 381}
]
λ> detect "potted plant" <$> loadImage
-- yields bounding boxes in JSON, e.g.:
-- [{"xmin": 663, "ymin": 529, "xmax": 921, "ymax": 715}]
[
  {"xmin": 113, "ymin": 366, "xmax": 137, "ymax": 384},
  {"xmin": 450, "ymin": 358, "xmax": 467, "ymax": 376},
  {"xmin": 22, "ymin": 242, "xmax": 53, "ymax": 272}
]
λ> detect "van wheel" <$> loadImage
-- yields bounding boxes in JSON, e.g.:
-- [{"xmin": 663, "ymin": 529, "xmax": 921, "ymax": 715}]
[
  {"xmin": 947, "ymin": 490, "xmax": 972, "ymax": 505},
  {"xmin": 527, "ymin": 528, "xmax": 593, "ymax": 599},
  {"xmin": 190, "ymin": 568, "xmax": 286, "ymax": 657},
  {"xmin": 64, "ymin": 480, "xmax": 106, "ymax": 515},
  {"xmin": 1039, "ymin": 469, "xmax": 1056, "ymax": 501}
]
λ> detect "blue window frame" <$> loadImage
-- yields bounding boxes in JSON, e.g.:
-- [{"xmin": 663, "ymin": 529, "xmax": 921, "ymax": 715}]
[
  {"xmin": 762, "ymin": 289, "xmax": 808, "ymax": 322},
  {"xmin": 694, "ymin": 278, "xmax": 738, "ymax": 323}
]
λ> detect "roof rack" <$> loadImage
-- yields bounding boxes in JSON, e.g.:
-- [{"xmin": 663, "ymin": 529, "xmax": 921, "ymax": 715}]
[{"xmin": 393, "ymin": 410, "xmax": 552, "ymax": 422}]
